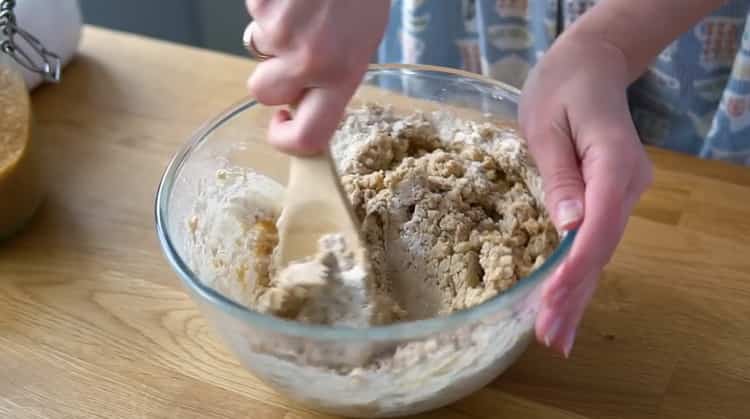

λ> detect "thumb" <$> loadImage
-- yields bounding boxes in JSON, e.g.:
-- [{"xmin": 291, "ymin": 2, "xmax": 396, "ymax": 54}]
[{"xmin": 523, "ymin": 118, "xmax": 585, "ymax": 231}]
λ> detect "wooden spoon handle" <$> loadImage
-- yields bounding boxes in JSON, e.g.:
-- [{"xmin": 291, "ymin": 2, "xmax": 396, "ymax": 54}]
[{"xmin": 275, "ymin": 104, "xmax": 364, "ymax": 267}]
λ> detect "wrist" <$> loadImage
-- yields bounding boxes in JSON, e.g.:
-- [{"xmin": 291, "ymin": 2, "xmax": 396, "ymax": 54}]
[
  {"xmin": 561, "ymin": 26, "xmax": 638, "ymax": 83},
  {"xmin": 542, "ymin": 31, "xmax": 631, "ymax": 88},
  {"xmin": 559, "ymin": 0, "xmax": 723, "ymax": 83}
]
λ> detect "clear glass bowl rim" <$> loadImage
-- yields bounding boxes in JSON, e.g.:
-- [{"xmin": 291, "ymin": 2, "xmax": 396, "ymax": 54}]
[{"xmin": 154, "ymin": 63, "xmax": 578, "ymax": 342}]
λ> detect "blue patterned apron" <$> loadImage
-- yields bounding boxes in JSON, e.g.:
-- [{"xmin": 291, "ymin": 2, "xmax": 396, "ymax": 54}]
[{"xmin": 378, "ymin": 0, "xmax": 750, "ymax": 166}]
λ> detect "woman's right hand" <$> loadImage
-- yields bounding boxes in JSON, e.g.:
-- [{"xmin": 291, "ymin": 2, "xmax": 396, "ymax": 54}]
[{"xmin": 244, "ymin": 0, "xmax": 390, "ymax": 155}]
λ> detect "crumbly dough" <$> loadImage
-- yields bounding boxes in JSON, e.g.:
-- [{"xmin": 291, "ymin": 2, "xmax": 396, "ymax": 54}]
[
  {"xmin": 339, "ymin": 104, "xmax": 559, "ymax": 318},
  {"xmin": 252, "ymin": 229, "xmax": 405, "ymax": 327},
  {"xmin": 185, "ymin": 103, "xmax": 558, "ymax": 326},
  {"xmin": 181, "ymin": 103, "xmax": 560, "ymax": 415}
]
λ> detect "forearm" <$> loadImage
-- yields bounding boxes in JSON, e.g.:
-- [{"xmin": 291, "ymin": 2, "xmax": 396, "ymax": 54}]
[{"xmin": 563, "ymin": 0, "xmax": 726, "ymax": 82}]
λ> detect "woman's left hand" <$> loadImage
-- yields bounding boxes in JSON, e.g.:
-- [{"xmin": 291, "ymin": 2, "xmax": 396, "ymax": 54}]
[{"xmin": 519, "ymin": 34, "xmax": 653, "ymax": 357}]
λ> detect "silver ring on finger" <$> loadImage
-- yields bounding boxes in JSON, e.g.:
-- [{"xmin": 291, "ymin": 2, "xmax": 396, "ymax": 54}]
[{"xmin": 242, "ymin": 22, "xmax": 274, "ymax": 62}]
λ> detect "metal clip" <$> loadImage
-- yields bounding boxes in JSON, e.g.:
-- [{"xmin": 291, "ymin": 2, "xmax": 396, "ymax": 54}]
[{"xmin": 0, "ymin": 0, "xmax": 61, "ymax": 83}]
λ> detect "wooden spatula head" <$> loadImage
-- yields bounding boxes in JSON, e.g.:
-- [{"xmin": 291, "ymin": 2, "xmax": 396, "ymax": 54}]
[{"xmin": 275, "ymin": 149, "xmax": 364, "ymax": 268}]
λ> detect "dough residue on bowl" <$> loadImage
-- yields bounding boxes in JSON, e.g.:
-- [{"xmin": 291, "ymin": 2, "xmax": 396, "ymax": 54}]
[{"xmin": 185, "ymin": 103, "xmax": 559, "ymax": 327}]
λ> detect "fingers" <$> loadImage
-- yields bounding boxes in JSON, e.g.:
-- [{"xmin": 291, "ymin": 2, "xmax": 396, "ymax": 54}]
[
  {"xmin": 244, "ymin": 17, "xmax": 347, "ymax": 110},
  {"xmin": 524, "ymin": 114, "xmax": 586, "ymax": 231},
  {"xmin": 536, "ymin": 269, "xmax": 598, "ymax": 357},
  {"xmin": 536, "ymin": 119, "xmax": 644, "ymax": 356},
  {"xmin": 558, "ymin": 150, "xmax": 630, "ymax": 287},
  {"xmin": 245, "ymin": 2, "xmax": 293, "ymax": 49},
  {"xmin": 266, "ymin": 86, "xmax": 354, "ymax": 155},
  {"xmin": 243, "ymin": 21, "xmax": 277, "ymax": 58},
  {"xmin": 243, "ymin": 1, "xmax": 388, "ymax": 154},
  {"xmin": 245, "ymin": 20, "xmax": 317, "ymax": 106},
  {"xmin": 246, "ymin": 0, "xmax": 272, "ymax": 19},
  {"xmin": 247, "ymin": 56, "xmax": 307, "ymax": 105},
  {"xmin": 536, "ymin": 151, "xmax": 629, "ymax": 352}
]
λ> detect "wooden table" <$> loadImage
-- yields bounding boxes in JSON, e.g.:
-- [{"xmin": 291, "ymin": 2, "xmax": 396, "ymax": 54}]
[{"xmin": 2, "ymin": 26, "xmax": 749, "ymax": 419}]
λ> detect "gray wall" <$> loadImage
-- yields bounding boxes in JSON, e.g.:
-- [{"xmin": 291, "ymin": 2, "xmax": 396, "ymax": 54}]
[{"xmin": 78, "ymin": 0, "xmax": 249, "ymax": 56}]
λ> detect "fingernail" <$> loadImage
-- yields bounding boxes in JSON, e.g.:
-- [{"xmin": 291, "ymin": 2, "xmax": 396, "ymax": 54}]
[
  {"xmin": 563, "ymin": 326, "xmax": 577, "ymax": 358},
  {"xmin": 556, "ymin": 200, "xmax": 583, "ymax": 229},
  {"xmin": 544, "ymin": 317, "xmax": 563, "ymax": 347}
]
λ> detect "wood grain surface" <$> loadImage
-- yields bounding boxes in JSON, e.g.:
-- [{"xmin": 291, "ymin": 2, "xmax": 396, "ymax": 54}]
[{"xmin": 1, "ymin": 26, "xmax": 749, "ymax": 419}]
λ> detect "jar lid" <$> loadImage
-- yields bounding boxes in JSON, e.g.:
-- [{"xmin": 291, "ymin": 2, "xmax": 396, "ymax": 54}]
[{"xmin": 0, "ymin": 0, "xmax": 60, "ymax": 83}]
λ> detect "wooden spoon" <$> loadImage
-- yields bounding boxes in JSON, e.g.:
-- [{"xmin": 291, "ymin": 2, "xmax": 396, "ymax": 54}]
[{"xmin": 275, "ymin": 147, "xmax": 365, "ymax": 268}]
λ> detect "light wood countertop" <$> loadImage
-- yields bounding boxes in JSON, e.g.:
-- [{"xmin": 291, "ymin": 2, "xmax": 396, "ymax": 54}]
[{"xmin": 1, "ymin": 26, "xmax": 749, "ymax": 419}]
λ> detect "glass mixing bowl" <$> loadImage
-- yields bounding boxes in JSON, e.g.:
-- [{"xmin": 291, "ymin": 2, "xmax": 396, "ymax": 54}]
[{"xmin": 155, "ymin": 64, "xmax": 576, "ymax": 418}]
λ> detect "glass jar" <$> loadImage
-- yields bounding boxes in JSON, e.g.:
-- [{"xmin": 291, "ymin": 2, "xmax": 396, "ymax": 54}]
[
  {"xmin": 0, "ymin": 53, "xmax": 44, "ymax": 241},
  {"xmin": 0, "ymin": 0, "xmax": 60, "ymax": 242}
]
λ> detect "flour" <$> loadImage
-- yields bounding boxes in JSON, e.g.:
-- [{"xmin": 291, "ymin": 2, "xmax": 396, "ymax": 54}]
[
  {"xmin": 258, "ymin": 234, "xmax": 402, "ymax": 327},
  {"xmin": 184, "ymin": 167, "xmax": 283, "ymax": 309},
  {"xmin": 235, "ymin": 305, "xmax": 536, "ymax": 417},
  {"xmin": 182, "ymin": 103, "xmax": 558, "ymax": 416}
]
